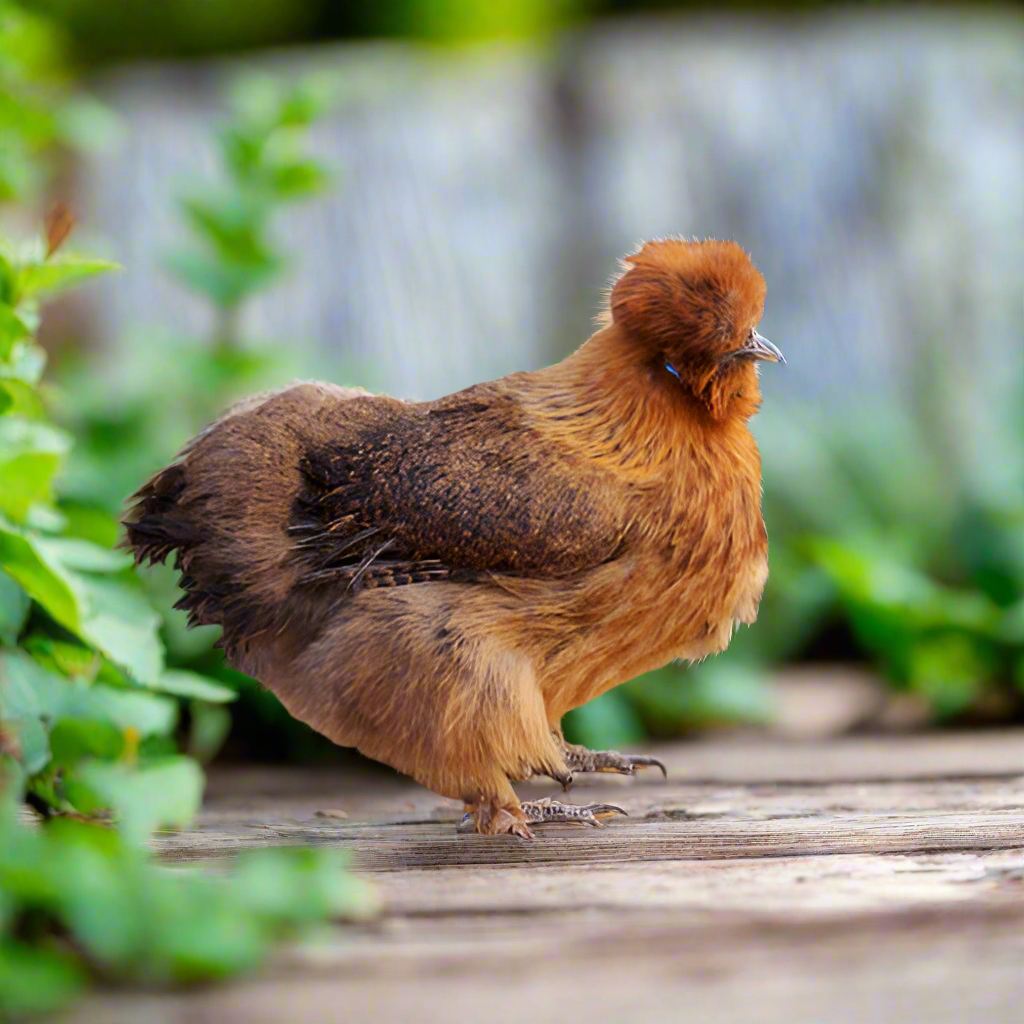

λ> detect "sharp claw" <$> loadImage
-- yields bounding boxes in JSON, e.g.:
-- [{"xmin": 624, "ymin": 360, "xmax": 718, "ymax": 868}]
[
  {"xmin": 634, "ymin": 757, "xmax": 668, "ymax": 778},
  {"xmin": 588, "ymin": 803, "xmax": 627, "ymax": 819}
]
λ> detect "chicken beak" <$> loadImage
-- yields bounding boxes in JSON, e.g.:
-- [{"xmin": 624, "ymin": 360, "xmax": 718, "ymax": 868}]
[{"xmin": 745, "ymin": 330, "xmax": 785, "ymax": 364}]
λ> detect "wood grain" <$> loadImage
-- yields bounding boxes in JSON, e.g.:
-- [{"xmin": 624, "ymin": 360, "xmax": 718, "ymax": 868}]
[{"xmin": 65, "ymin": 731, "xmax": 1024, "ymax": 1024}]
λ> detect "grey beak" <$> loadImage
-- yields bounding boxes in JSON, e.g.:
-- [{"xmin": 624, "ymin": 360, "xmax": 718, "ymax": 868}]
[{"xmin": 746, "ymin": 330, "xmax": 785, "ymax": 364}]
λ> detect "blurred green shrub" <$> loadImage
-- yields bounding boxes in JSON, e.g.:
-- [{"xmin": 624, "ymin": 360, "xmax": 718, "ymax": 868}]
[
  {"xmin": 0, "ymin": 0, "xmax": 119, "ymax": 201},
  {"xmin": 0, "ymin": 217, "xmax": 373, "ymax": 1022},
  {"xmin": 763, "ymin": 380, "xmax": 1024, "ymax": 721},
  {"xmin": 0, "ymin": 803, "xmax": 375, "ymax": 1018},
  {"xmin": 20, "ymin": 0, "xmax": 582, "ymax": 64}
]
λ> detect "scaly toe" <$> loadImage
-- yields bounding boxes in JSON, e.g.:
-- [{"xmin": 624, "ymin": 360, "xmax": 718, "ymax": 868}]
[{"xmin": 521, "ymin": 798, "xmax": 628, "ymax": 828}]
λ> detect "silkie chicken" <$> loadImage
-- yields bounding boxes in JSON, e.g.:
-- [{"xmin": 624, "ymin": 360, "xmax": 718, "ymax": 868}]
[{"xmin": 125, "ymin": 238, "xmax": 783, "ymax": 839}]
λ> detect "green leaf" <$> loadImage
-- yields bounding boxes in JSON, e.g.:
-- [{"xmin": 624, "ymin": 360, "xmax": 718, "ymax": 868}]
[
  {"xmin": 232, "ymin": 846, "xmax": 377, "ymax": 925},
  {"xmin": 0, "ymin": 570, "xmax": 30, "ymax": 645},
  {"xmin": 275, "ymin": 74, "xmax": 339, "ymax": 127},
  {"xmin": 180, "ymin": 193, "xmax": 272, "ymax": 265},
  {"xmin": 0, "ymin": 306, "xmax": 30, "ymax": 358},
  {"xmin": 0, "ymin": 647, "xmax": 67, "ymax": 721},
  {"xmin": 75, "ymin": 575, "xmax": 164, "ymax": 686},
  {"xmin": 562, "ymin": 689, "xmax": 646, "ymax": 749},
  {"xmin": 187, "ymin": 700, "xmax": 232, "ymax": 763},
  {"xmin": 0, "ymin": 378, "xmax": 45, "ymax": 417},
  {"xmin": 0, "ymin": 523, "xmax": 81, "ymax": 631},
  {"xmin": 23, "ymin": 501, "xmax": 66, "ymax": 533},
  {"xmin": 43, "ymin": 820, "xmax": 145, "ymax": 971},
  {"xmin": 158, "ymin": 669, "xmax": 236, "ymax": 703},
  {"xmin": 164, "ymin": 247, "xmax": 281, "ymax": 308},
  {"xmin": 78, "ymin": 757, "xmax": 203, "ymax": 845},
  {"xmin": 0, "ymin": 941, "xmax": 84, "ymax": 1018},
  {"xmin": 49, "ymin": 717, "xmax": 125, "ymax": 764},
  {"xmin": 0, "ymin": 339, "xmax": 46, "ymax": 384},
  {"xmin": 16, "ymin": 255, "xmax": 119, "ymax": 300},
  {"xmin": 807, "ymin": 538, "xmax": 1005, "ymax": 639},
  {"xmin": 62, "ymin": 685, "xmax": 177, "ymax": 738},
  {"xmin": 220, "ymin": 125, "xmax": 264, "ymax": 179},
  {"xmin": 267, "ymin": 159, "xmax": 329, "ymax": 199},
  {"xmin": 908, "ymin": 634, "xmax": 991, "ymax": 719},
  {"xmin": 22, "ymin": 635, "xmax": 97, "ymax": 679},
  {"xmin": 1, "ymin": 715, "xmax": 49, "ymax": 773},
  {"xmin": 144, "ymin": 874, "xmax": 267, "ymax": 982},
  {"xmin": 0, "ymin": 416, "xmax": 71, "ymax": 521},
  {"xmin": 32, "ymin": 535, "xmax": 132, "ymax": 573},
  {"xmin": 55, "ymin": 500, "xmax": 121, "ymax": 549}
]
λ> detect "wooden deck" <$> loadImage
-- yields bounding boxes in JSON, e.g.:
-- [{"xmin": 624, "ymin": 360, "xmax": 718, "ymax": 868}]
[{"xmin": 67, "ymin": 730, "xmax": 1024, "ymax": 1024}]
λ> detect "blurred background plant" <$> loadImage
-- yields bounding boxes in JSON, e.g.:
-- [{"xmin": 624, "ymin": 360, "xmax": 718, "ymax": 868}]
[{"xmin": 2, "ymin": 5, "xmax": 1022, "ymax": 778}]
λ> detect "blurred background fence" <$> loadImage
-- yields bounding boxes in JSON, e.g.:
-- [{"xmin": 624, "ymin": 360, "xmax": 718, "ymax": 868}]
[{"xmin": 77, "ymin": 13, "xmax": 1022, "ymax": 407}]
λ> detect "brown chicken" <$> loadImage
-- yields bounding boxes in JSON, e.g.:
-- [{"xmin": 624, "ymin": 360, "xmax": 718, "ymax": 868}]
[{"xmin": 125, "ymin": 238, "xmax": 782, "ymax": 839}]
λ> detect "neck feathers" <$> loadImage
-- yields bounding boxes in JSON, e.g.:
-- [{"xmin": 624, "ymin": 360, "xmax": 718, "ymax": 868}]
[{"xmin": 521, "ymin": 326, "xmax": 760, "ymax": 480}]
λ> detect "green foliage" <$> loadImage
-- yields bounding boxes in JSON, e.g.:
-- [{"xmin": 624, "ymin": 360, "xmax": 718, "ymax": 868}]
[
  {"xmin": 165, "ymin": 71, "xmax": 335, "ymax": 321},
  {"xmin": 755, "ymin": 388, "xmax": 1022, "ymax": 724},
  {"xmin": 0, "ymin": 0, "xmax": 119, "ymax": 201},
  {"xmin": 0, "ymin": 799, "xmax": 377, "ymax": 1018},
  {"xmin": 0, "ymin": 233, "xmax": 238, "ymax": 796}
]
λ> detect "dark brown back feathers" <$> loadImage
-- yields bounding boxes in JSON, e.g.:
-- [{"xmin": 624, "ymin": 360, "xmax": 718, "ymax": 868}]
[{"xmin": 124, "ymin": 379, "xmax": 632, "ymax": 661}]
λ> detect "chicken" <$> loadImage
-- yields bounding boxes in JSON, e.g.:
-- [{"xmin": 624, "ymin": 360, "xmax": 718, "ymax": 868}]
[{"xmin": 124, "ymin": 238, "xmax": 783, "ymax": 839}]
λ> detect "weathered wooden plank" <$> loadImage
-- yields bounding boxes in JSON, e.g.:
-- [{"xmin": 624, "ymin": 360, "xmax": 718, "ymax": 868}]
[
  {"xmin": 195, "ymin": 773, "xmax": 1024, "ymax": 829},
  {"xmin": 156, "ymin": 807, "xmax": 1024, "ymax": 868},
  {"xmin": 373, "ymin": 850, "xmax": 1024, "ymax": 916},
  {"xmin": 64, "ymin": 904, "xmax": 1024, "ymax": 1024},
  {"xmin": 155, "ymin": 765, "xmax": 1024, "ymax": 866},
  {"xmin": 65, "ymin": 734, "xmax": 1024, "ymax": 1024},
  {"xmin": 198, "ymin": 729, "xmax": 1024, "ymax": 822}
]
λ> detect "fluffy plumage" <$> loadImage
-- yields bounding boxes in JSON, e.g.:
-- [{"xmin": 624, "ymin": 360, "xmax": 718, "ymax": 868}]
[{"xmin": 124, "ymin": 237, "xmax": 781, "ymax": 837}]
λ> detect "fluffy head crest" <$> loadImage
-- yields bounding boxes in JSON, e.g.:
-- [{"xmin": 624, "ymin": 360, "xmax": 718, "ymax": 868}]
[
  {"xmin": 606, "ymin": 238, "xmax": 770, "ymax": 420},
  {"xmin": 609, "ymin": 238, "xmax": 766, "ymax": 364}
]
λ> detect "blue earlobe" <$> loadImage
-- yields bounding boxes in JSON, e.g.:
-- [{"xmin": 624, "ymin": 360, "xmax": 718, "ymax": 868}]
[{"xmin": 665, "ymin": 362, "xmax": 681, "ymax": 381}]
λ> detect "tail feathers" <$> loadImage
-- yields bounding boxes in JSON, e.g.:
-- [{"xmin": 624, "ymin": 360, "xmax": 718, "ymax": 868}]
[
  {"xmin": 123, "ymin": 462, "xmax": 263, "ymax": 650},
  {"xmin": 122, "ymin": 463, "xmax": 207, "ymax": 563},
  {"xmin": 121, "ymin": 381, "xmax": 356, "ymax": 663}
]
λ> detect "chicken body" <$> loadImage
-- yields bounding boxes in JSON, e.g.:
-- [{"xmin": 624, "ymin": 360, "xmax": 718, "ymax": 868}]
[{"xmin": 125, "ymin": 238, "xmax": 781, "ymax": 838}]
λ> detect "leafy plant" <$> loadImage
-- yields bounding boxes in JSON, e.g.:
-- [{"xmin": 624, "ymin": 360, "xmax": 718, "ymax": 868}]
[
  {"xmin": 0, "ymin": 218, "xmax": 237, "ymax": 796},
  {"xmin": 0, "ymin": 196, "xmax": 374, "ymax": 1024},
  {"xmin": 0, "ymin": 795, "xmax": 376, "ymax": 1018},
  {"xmin": 0, "ymin": 0, "xmax": 119, "ymax": 202}
]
